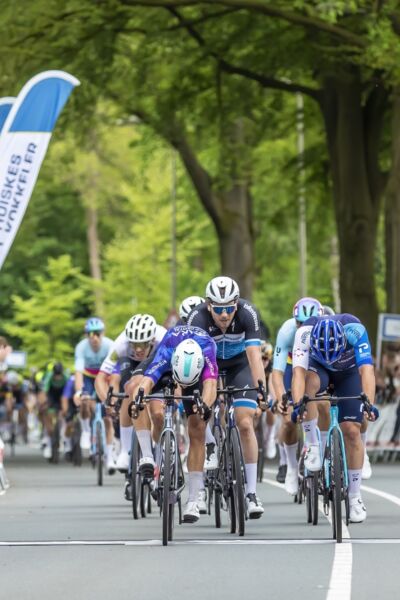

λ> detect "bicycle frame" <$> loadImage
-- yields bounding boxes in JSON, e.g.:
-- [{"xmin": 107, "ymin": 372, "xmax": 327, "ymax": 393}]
[{"xmin": 324, "ymin": 400, "xmax": 349, "ymax": 490}]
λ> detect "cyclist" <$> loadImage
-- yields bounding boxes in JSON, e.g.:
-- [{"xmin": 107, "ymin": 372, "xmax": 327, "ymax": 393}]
[
  {"xmin": 259, "ymin": 341, "xmax": 277, "ymax": 460},
  {"xmin": 271, "ymin": 297, "xmax": 323, "ymax": 494},
  {"xmin": 74, "ymin": 317, "xmax": 113, "ymax": 452},
  {"xmin": 187, "ymin": 275, "xmax": 266, "ymax": 519},
  {"xmin": 291, "ymin": 314, "xmax": 376, "ymax": 523},
  {"xmin": 178, "ymin": 294, "xmax": 218, "ymax": 475},
  {"xmin": 95, "ymin": 314, "xmax": 166, "ymax": 476},
  {"xmin": 0, "ymin": 370, "xmax": 28, "ymax": 448},
  {"xmin": 178, "ymin": 296, "xmax": 205, "ymax": 325},
  {"xmin": 128, "ymin": 324, "xmax": 218, "ymax": 523},
  {"xmin": 38, "ymin": 362, "xmax": 69, "ymax": 458}
]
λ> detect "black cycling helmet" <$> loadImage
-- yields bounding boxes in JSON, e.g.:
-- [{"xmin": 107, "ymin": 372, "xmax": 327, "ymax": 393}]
[{"xmin": 53, "ymin": 362, "xmax": 64, "ymax": 376}]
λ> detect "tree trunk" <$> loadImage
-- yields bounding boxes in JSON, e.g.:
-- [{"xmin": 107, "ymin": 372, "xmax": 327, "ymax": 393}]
[
  {"xmin": 170, "ymin": 121, "xmax": 255, "ymax": 299},
  {"xmin": 321, "ymin": 71, "xmax": 384, "ymax": 342},
  {"xmin": 385, "ymin": 90, "xmax": 400, "ymax": 313},
  {"xmin": 86, "ymin": 204, "xmax": 104, "ymax": 316}
]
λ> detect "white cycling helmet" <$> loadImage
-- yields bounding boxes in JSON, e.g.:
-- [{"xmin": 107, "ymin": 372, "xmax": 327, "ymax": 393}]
[
  {"xmin": 179, "ymin": 296, "xmax": 205, "ymax": 320},
  {"xmin": 171, "ymin": 339, "xmax": 204, "ymax": 386},
  {"xmin": 205, "ymin": 276, "xmax": 239, "ymax": 304},
  {"xmin": 125, "ymin": 314, "xmax": 157, "ymax": 343},
  {"xmin": 6, "ymin": 370, "xmax": 20, "ymax": 386}
]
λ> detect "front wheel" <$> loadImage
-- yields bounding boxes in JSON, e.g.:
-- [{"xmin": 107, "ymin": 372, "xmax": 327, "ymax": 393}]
[
  {"xmin": 161, "ymin": 430, "xmax": 172, "ymax": 546},
  {"xmin": 331, "ymin": 428, "xmax": 343, "ymax": 542},
  {"xmin": 230, "ymin": 427, "xmax": 246, "ymax": 537},
  {"xmin": 96, "ymin": 422, "xmax": 104, "ymax": 487}
]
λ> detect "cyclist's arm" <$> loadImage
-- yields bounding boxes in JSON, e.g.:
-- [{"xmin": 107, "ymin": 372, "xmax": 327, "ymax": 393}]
[
  {"xmin": 359, "ymin": 364, "xmax": 375, "ymax": 404},
  {"xmin": 128, "ymin": 375, "xmax": 154, "ymax": 401},
  {"xmin": 201, "ymin": 378, "xmax": 217, "ymax": 408},
  {"xmin": 291, "ymin": 326, "xmax": 312, "ymax": 404},
  {"xmin": 271, "ymin": 370, "xmax": 285, "ymax": 404},
  {"xmin": 95, "ymin": 371, "xmax": 109, "ymax": 403},
  {"xmin": 246, "ymin": 345, "xmax": 266, "ymax": 390}
]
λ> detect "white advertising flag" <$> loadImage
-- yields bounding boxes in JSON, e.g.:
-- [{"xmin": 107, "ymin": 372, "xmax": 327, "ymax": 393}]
[
  {"xmin": 0, "ymin": 98, "xmax": 15, "ymax": 135},
  {"xmin": 0, "ymin": 71, "xmax": 80, "ymax": 269}
]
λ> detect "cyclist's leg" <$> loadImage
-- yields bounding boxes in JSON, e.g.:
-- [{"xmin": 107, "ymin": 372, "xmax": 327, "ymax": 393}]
[
  {"xmin": 279, "ymin": 365, "xmax": 299, "ymax": 492},
  {"xmin": 335, "ymin": 368, "xmax": 366, "ymax": 522},
  {"xmin": 302, "ymin": 362, "xmax": 329, "ymax": 471},
  {"xmin": 183, "ymin": 402, "xmax": 207, "ymax": 522}
]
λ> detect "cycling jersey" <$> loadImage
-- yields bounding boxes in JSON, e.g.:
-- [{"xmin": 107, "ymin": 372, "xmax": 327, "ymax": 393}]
[
  {"xmin": 41, "ymin": 370, "xmax": 69, "ymax": 392},
  {"xmin": 74, "ymin": 336, "xmax": 114, "ymax": 377},
  {"xmin": 99, "ymin": 325, "xmax": 166, "ymax": 375},
  {"xmin": 292, "ymin": 313, "xmax": 373, "ymax": 372},
  {"xmin": 187, "ymin": 298, "xmax": 261, "ymax": 359},
  {"xmin": 273, "ymin": 318, "xmax": 297, "ymax": 372},
  {"xmin": 144, "ymin": 325, "xmax": 218, "ymax": 384}
]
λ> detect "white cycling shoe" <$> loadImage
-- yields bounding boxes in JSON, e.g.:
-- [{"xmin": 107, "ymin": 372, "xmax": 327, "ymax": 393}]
[
  {"xmin": 246, "ymin": 493, "xmax": 264, "ymax": 519},
  {"xmin": 265, "ymin": 437, "xmax": 277, "ymax": 460},
  {"xmin": 107, "ymin": 455, "xmax": 117, "ymax": 475},
  {"xmin": 362, "ymin": 451, "xmax": 372, "ymax": 480},
  {"xmin": 43, "ymin": 444, "xmax": 52, "ymax": 459},
  {"xmin": 116, "ymin": 450, "xmax": 130, "ymax": 472},
  {"xmin": 284, "ymin": 468, "xmax": 299, "ymax": 496},
  {"xmin": 80, "ymin": 431, "xmax": 91, "ymax": 451},
  {"xmin": 204, "ymin": 443, "xmax": 218, "ymax": 470},
  {"xmin": 183, "ymin": 501, "xmax": 200, "ymax": 523},
  {"xmin": 139, "ymin": 456, "xmax": 156, "ymax": 479},
  {"xmin": 197, "ymin": 490, "xmax": 207, "ymax": 514},
  {"xmin": 304, "ymin": 444, "xmax": 322, "ymax": 472},
  {"xmin": 349, "ymin": 495, "xmax": 367, "ymax": 523}
]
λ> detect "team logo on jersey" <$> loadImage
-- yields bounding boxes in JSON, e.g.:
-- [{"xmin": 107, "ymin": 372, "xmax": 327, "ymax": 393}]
[
  {"xmin": 204, "ymin": 355, "xmax": 216, "ymax": 377},
  {"xmin": 294, "ymin": 349, "xmax": 305, "ymax": 357},
  {"xmin": 301, "ymin": 330, "xmax": 310, "ymax": 344},
  {"xmin": 275, "ymin": 347, "xmax": 281, "ymax": 355}
]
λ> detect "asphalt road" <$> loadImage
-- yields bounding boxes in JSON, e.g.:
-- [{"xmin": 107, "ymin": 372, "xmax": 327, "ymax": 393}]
[{"xmin": 1, "ymin": 447, "xmax": 400, "ymax": 600}]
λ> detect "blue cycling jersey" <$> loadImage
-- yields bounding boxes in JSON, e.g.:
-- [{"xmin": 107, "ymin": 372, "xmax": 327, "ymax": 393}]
[{"xmin": 293, "ymin": 313, "xmax": 373, "ymax": 372}]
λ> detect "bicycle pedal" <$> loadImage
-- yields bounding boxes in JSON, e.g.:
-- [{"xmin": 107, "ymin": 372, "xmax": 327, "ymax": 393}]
[{"xmin": 139, "ymin": 463, "xmax": 155, "ymax": 479}]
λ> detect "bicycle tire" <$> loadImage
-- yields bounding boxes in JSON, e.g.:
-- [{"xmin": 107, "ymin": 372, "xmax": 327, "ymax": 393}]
[
  {"xmin": 162, "ymin": 430, "xmax": 172, "ymax": 546},
  {"xmin": 230, "ymin": 427, "xmax": 246, "ymax": 537},
  {"xmin": 51, "ymin": 421, "xmax": 60, "ymax": 464},
  {"xmin": 72, "ymin": 421, "xmax": 82, "ymax": 466},
  {"xmin": 96, "ymin": 422, "xmax": 103, "ymax": 487},
  {"xmin": 222, "ymin": 437, "xmax": 236, "ymax": 534},
  {"xmin": 306, "ymin": 472, "xmax": 319, "ymax": 525},
  {"xmin": 129, "ymin": 433, "xmax": 139, "ymax": 520},
  {"xmin": 213, "ymin": 426, "xmax": 223, "ymax": 529},
  {"xmin": 331, "ymin": 428, "xmax": 342, "ymax": 542}
]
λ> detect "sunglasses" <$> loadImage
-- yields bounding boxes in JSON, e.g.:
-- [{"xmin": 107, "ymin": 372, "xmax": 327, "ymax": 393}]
[
  {"xmin": 211, "ymin": 304, "xmax": 236, "ymax": 315},
  {"xmin": 129, "ymin": 341, "xmax": 152, "ymax": 349},
  {"xmin": 88, "ymin": 331, "xmax": 103, "ymax": 338}
]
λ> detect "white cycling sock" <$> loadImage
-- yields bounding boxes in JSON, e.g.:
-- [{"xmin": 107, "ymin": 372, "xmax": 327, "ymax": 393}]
[
  {"xmin": 136, "ymin": 430, "xmax": 153, "ymax": 459},
  {"xmin": 303, "ymin": 418, "xmax": 318, "ymax": 444},
  {"xmin": 64, "ymin": 437, "xmax": 72, "ymax": 452},
  {"xmin": 278, "ymin": 443, "xmax": 287, "ymax": 466},
  {"xmin": 106, "ymin": 444, "xmax": 114, "ymax": 461},
  {"xmin": 284, "ymin": 442, "xmax": 298, "ymax": 470},
  {"xmin": 264, "ymin": 421, "xmax": 277, "ymax": 444},
  {"xmin": 320, "ymin": 431, "xmax": 328, "ymax": 456},
  {"xmin": 245, "ymin": 463, "xmax": 257, "ymax": 495},
  {"xmin": 348, "ymin": 469, "xmax": 362, "ymax": 497},
  {"xmin": 80, "ymin": 418, "xmax": 90, "ymax": 433},
  {"xmin": 205, "ymin": 423, "xmax": 216, "ymax": 445},
  {"xmin": 120, "ymin": 426, "xmax": 133, "ymax": 454},
  {"xmin": 188, "ymin": 471, "xmax": 204, "ymax": 502}
]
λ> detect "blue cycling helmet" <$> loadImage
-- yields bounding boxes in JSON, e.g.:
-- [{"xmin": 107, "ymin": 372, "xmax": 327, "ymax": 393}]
[
  {"xmin": 310, "ymin": 318, "xmax": 346, "ymax": 364},
  {"xmin": 293, "ymin": 297, "xmax": 322, "ymax": 323},
  {"xmin": 84, "ymin": 317, "xmax": 105, "ymax": 333}
]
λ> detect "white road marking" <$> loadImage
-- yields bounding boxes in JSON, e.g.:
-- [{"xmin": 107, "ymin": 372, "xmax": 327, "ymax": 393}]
[
  {"xmin": 361, "ymin": 484, "xmax": 400, "ymax": 507},
  {"xmin": 0, "ymin": 538, "xmax": 399, "ymax": 547},
  {"xmin": 263, "ymin": 470, "xmax": 352, "ymax": 600}
]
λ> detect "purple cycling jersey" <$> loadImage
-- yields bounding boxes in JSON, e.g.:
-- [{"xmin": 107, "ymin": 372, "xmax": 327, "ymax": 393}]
[{"xmin": 144, "ymin": 325, "xmax": 218, "ymax": 384}]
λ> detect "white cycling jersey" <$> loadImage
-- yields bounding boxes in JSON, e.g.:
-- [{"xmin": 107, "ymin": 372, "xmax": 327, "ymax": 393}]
[{"xmin": 99, "ymin": 324, "xmax": 167, "ymax": 375}]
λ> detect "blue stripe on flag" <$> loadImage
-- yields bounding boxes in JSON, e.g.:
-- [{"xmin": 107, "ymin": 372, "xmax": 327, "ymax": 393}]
[
  {"xmin": 9, "ymin": 78, "xmax": 75, "ymax": 133},
  {"xmin": 0, "ymin": 102, "xmax": 13, "ymax": 133}
]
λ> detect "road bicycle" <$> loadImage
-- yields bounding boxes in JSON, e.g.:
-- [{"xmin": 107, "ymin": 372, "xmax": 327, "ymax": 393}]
[{"xmin": 293, "ymin": 392, "xmax": 375, "ymax": 543}]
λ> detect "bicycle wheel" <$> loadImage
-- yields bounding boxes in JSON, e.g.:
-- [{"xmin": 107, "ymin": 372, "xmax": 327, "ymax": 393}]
[
  {"xmin": 161, "ymin": 430, "xmax": 172, "ymax": 546},
  {"xmin": 331, "ymin": 428, "xmax": 342, "ymax": 542},
  {"xmin": 230, "ymin": 427, "xmax": 246, "ymax": 537},
  {"xmin": 129, "ymin": 434, "xmax": 140, "ymax": 519},
  {"xmin": 50, "ymin": 421, "xmax": 60, "ymax": 464},
  {"xmin": 213, "ymin": 426, "xmax": 223, "ymax": 529},
  {"xmin": 72, "ymin": 420, "xmax": 82, "ymax": 466},
  {"xmin": 306, "ymin": 472, "xmax": 319, "ymax": 525},
  {"xmin": 221, "ymin": 437, "xmax": 236, "ymax": 534},
  {"xmin": 96, "ymin": 422, "xmax": 104, "ymax": 487}
]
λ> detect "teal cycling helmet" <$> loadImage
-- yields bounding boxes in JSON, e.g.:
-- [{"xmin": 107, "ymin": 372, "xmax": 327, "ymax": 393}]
[
  {"xmin": 84, "ymin": 317, "xmax": 105, "ymax": 333},
  {"xmin": 293, "ymin": 297, "xmax": 322, "ymax": 323}
]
